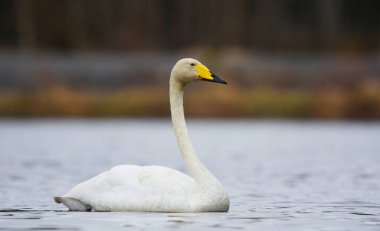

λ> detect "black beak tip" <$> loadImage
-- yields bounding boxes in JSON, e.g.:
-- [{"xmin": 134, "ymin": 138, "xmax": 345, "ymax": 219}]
[
  {"xmin": 219, "ymin": 79, "xmax": 228, "ymax": 84},
  {"xmin": 211, "ymin": 74, "xmax": 228, "ymax": 84}
]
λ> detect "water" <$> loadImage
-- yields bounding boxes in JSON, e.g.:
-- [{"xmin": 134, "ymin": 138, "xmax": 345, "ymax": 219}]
[{"xmin": 0, "ymin": 119, "xmax": 379, "ymax": 231}]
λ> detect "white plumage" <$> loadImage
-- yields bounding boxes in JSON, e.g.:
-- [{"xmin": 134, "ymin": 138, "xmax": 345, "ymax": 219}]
[{"xmin": 54, "ymin": 58, "xmax": 229, "ymax": 212}]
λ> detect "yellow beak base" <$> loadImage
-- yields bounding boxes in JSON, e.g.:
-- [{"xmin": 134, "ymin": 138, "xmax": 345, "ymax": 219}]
[{"xmin": 195, "ymin": 64, "xmax": 227, "ymax": 84}]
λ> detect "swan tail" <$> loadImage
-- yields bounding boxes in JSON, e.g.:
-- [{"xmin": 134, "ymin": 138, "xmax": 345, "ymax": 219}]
[{"xmin": 54, "ymin": 197, "xmax": 92, "ymax": 211}]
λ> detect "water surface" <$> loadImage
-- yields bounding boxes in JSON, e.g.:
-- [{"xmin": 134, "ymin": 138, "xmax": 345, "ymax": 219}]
[{"xmin": 0, "ymin": 120, "xmax": 379, "ymax": 230}]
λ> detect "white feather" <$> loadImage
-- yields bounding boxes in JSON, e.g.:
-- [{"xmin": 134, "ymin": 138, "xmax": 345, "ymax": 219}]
[{"xmin": 55, "ymin": 58, "xmax": 229, "ymax": 212}]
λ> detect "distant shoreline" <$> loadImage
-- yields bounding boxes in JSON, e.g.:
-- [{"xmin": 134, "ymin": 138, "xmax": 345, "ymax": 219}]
[
  {"xmin": 0, "ymin": 51, "xmax": 379, "ymax": 90},
  {"xmin": 0, "ymin": 51, "xmax": 379, "ymax": 119},
  {"xmin": 1, "ymin": 83, "xmax": 379, "ymax": 119}
]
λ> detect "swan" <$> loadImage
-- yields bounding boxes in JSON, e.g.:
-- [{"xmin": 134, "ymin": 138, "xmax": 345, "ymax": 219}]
[{"xmin": 54, "ymin": 58, "xmax": 229, "ymax": 212}]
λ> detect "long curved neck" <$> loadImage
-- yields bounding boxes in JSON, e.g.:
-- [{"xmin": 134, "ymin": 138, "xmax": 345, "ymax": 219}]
[{"xmin": 169, "ymin": 77, "xmax": 216, "ymax": 183}]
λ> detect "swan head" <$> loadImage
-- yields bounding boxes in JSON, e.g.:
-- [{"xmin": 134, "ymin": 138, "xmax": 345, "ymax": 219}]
[{"xmin": 171, "ymin": 58, "xmax": 227, "ymax": 85}]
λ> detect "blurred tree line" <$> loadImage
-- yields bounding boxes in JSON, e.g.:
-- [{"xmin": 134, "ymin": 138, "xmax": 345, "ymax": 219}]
[
  {"xmin": 0, "ymin": 0, "xmax": 379, "ymax": 119},
  {"xmin": 0, "ymin": 0, "xmax": 379, "ymax": 52}
]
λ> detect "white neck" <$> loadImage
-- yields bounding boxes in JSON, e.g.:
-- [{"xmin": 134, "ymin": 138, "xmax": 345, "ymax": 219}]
[{"xmin": 169, "ymin": 77, "xmax": 217, "ymax": 184}]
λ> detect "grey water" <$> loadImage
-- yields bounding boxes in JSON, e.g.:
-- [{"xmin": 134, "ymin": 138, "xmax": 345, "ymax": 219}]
[{"xmin": 0, "ymin": 119, "xmax": 379, "ymax": 231}]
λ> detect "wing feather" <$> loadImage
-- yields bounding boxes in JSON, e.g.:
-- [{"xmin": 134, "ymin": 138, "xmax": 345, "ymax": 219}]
[{"xmin": 63, "ymin": 165, "xmax": 196, "ymax": 211}]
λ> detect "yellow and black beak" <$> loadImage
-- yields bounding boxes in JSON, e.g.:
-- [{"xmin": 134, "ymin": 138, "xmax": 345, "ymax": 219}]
[{"xmin": 195, "ymin": 64, "xmax": 227, "ymax": 84}]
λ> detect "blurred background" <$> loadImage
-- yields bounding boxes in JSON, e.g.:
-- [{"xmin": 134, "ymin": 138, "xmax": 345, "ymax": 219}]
[
  {"xmin": 1, "ymin": 2, "xmax": 380, "ymax": 229},
  {"xmin": 0, "ymin": 0, "xmax": 379, "ymax": 119}
]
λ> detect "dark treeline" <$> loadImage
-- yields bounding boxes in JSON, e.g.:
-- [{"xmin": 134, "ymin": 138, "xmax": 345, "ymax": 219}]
[{"xmin": 0, "ymin": 0, "xmax": 379, "ymax": 52}]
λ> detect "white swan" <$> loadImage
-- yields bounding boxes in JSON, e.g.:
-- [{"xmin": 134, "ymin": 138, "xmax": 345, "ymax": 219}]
[{"xmin": 54, "ymin": 58, "xmax": 229, "ymax": 212}]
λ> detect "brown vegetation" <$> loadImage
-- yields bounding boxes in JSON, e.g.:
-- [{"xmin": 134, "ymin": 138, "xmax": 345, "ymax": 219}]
[{"xmin": 1, "ymin": 81, "xmax": 380, "ymax": 119}]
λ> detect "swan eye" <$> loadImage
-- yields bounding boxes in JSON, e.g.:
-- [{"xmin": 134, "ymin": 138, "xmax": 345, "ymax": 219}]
[{"xmin": 190, "ymin": 63, "xmax": 195, "ymax": 66}]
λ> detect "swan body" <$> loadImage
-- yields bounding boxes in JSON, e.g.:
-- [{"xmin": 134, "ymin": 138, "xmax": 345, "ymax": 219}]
[{"xmin": 54, "ymin": 58, "xmax": 229, "ymax": 212}]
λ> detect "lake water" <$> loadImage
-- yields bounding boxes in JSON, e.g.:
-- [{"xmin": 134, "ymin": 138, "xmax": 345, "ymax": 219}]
[{"xmin": 0, "ymin": 119, "xmax": 379, "ymax": 231}]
